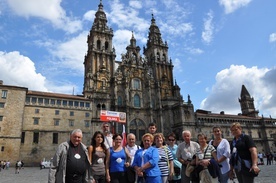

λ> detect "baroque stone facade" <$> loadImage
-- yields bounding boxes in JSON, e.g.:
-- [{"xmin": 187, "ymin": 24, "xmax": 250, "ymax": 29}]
[{"xmin": 0, "ymin": 2, "xmax": 276, "ymax": 165}]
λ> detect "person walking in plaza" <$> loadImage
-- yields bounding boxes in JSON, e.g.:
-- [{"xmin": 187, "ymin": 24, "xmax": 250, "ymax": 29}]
[
  {"xmin": 48, "ymin": 129, "xmax": 94, "ymax": 183},
  {"xmin": 133, "ymin": 133, "xmax": 161, "ymax": 183},
  {"xmin": 209, "ymin": 126, "xmax": 231, "ymax": 183},
  {"xmin": 102, "ymin": 123, "xmax": 113, "ymax": 149},
  {"xmin": 15, "ymin": 160, "xmax": 22, "ymax": 174},
  {"xmin": 154, "ymin": 133, "xmax": 174, "ymax": 183},
  {"xmin": 167, "ymin": 133, "xmax": 181, "ymax": 183},
  {"xmin": 229, "ymin": 122, "xmax": 260, "ymax": 183},
  {"xmin": 176, "ymin": 130, "xmax": 200, "ymax": 183},
  {"xmin": 88, "ymin": 131, "xmax": 109, "ymax": 183}
]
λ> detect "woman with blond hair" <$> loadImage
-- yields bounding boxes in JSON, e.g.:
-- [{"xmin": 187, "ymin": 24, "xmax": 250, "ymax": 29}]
[
  {"xmin": 154, "ymin": 133, "xmax": 174, "ymax": 183},
  {"xmin": 133, "ymin": 133, "xmax": 161, "ymax": 183}
]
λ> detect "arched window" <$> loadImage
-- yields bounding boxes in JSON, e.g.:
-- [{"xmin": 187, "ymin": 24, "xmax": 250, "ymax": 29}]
[
  {"xmin": 133, "ymin": 78, "xmax": 140, "ymax": 90},
  {"xmin": 97, "ymin": 40, "xmax": 101, "ymax": 50},
  {"xmin": 118, "ymin": 96, "xmax": 122, "ymax": 106},
  {"xmin": 105, "ymin": 41, "xmax": 109, "ymax": 50},
  {"xmin": 134, "ymin": 94, "xmax": 140, "ymax": 107},
  {"xmin": 157, "ymin": 52, "xmax": 160, "ymax": 61},
  {"xmin": 129, "ymin": 119, "xmax": 146, "ymax": 141}
]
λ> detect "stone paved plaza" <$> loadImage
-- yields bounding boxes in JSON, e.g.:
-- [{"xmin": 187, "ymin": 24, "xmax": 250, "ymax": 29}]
[{"xmin": 0, "ymin": 164, "xmax": 275, "ymax": 183}]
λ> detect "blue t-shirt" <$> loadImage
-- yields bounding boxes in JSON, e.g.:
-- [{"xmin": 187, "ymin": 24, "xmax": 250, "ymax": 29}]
[{"xmin": 109, "ymin": 147, "xmax": 126, "ymax": 173}]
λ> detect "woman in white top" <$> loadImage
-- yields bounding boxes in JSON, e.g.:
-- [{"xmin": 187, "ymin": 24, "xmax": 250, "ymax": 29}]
[{"xmin": 209, "ymin": 126, "xmax": 231, "ymax": 183}]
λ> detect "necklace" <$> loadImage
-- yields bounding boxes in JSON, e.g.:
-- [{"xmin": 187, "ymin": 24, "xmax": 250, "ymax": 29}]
[{"xmin": 72, "ymin": 144, "xmax": 81, "ymax": 159}]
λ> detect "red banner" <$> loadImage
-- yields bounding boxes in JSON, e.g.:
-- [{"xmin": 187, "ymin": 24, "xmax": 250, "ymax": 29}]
[{"xmin": 100, "ymin": 110, "xmax": 126, "ymax": 123}]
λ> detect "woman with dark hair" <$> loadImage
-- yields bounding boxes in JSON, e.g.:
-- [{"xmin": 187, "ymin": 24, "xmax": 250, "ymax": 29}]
[
  {"xmin": 88, "ymin": 131, "xmax": 109, "ymax": 183},
  {"xmin": 209, "ymin": 126, "xmax": 230, "ymax": 183},
  {"xmin": 106, "ymin": 133, "xmax": 131, "ymax": 183},
  {"xmin": 167, "ymin": 133, "xmax": 181, "ymax": 183}
]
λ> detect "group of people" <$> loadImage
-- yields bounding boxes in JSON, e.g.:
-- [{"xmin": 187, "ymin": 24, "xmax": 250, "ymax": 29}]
[
  {"xmin": 0, "ymin": 160, "xmax": 10, "ymax": 171},
  {"xmin": 48, "ymin": 122, "xmax": 261, "ymax": 183}
]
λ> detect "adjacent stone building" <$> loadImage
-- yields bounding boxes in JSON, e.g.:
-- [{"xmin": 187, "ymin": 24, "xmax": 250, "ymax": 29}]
[{"xmin": 0, "ymin": 1, "xmax": 275, "ymax": 165}]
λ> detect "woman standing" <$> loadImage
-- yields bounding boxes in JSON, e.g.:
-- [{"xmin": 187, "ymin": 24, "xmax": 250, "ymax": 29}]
[
  {"xmin": 167, "ymin": 133, "xmax": 181, "ymax": 183},
  {"xmin": 133, "ymin": 133, "xmax": 161, "ymax": 183},
  {"xmin": 106, "ymin": 133, "xmax": 130, "ymax": 183},
  {"xmin": 154, "ymin": 133, "xmax": 174, "ymax": 183},
  {"xmin": 229, "ymin": 122, "xmax": 260, "ymax": 183},
  {"xmin": 88, "ymin": 131, "xmax": 109, "ymax": 183},
  {"xmin": 209, "ymin": 126, "xmax": 230, "ymax": 183},
  {"xmin": 196, "ymin": 133, "xmax": 219, "ymax": 183}
]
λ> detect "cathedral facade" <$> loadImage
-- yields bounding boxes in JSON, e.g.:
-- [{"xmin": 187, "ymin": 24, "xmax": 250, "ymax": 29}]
[{"xmin": 0, "ymin": 2, "xmax": 275, "ymax": 165}]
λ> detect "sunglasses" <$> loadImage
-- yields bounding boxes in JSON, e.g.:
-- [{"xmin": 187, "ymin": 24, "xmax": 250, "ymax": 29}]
[{"xmin": 168, "ymin": 139, "xmax": 175, "ymax": 141}]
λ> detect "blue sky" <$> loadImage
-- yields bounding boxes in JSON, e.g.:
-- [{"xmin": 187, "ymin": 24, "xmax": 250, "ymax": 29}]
[{"xmin": 0, "ymin": 0, "xmax": 276, "ymax": 117}]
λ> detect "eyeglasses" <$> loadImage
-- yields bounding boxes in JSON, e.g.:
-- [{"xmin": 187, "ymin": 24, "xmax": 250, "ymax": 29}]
[
  {"xmin": 168, "ymin": 139, "xmax": 175, "ymax": 141},
  {"xmin": 103, "ymin": 126, "xmax": 109, "ymax": 128},
  {"xmin": 115, "ymin": 138, "xmax": 122, "ymax": 141}
]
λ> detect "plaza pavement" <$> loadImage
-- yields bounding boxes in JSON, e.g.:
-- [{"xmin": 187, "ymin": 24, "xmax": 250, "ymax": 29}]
[{"xmin": 0, "ymin": 164, "xmax": 275, "ymax": 183}]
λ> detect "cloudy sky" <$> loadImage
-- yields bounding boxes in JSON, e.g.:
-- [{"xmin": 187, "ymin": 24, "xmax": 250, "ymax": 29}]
[{"xmin": 0, "ymin": 0, "xmax": 276, "ymax": 117}]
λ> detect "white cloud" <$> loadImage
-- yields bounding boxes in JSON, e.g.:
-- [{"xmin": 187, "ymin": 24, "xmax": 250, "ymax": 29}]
[
  {"xmin": 202, "ymin": 10, "xmax": 214, "ymax": 44},
  {"xmin": 0, "ymin": 51, "xmax": 47, "ymax": 91},
  {"xmin": 6, "ymin": 0, "xmax": 82, "ymax": 33},
  {"xmin": 129, "ymin": 0, "xmax": 143, "ymax": 9},
  {"xmin": 48, "ymin": 31, "xmax": 87, "ymax": 73},
  {"xmin": 219, "ymin": 0, "xmax": 252, "ymax": 14},
  {"xmin": 200, "ymin": 65, "xmax": 276, "ymax": 117},
  {"xmin": 269, "ymin": 33, "xmax": 276, "ymax": 43}
]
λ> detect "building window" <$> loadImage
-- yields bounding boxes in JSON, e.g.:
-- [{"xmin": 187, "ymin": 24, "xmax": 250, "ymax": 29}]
[
  {"xmin": 80, "ymin": 102, "xmax": 84, "ymax": 107},
  {"xmin": 118, "ymin": 96, "xmax": 122, "ymax": 106},
  {"xmin": 1, "ymin": 146, "xmax": 4, "ymax": 152},
  {"xmin": 1, "ymin": 90, "xmax": 7, "ymax": 98},
  {"xmin": 70, "ymin": 111, "xmax": 74, "ymax": 116},
  {"xmin": 45, "ymin": 98, "xmax": 49, "ymax": 105},
  {"xmin": 31, "ymin": 97, "xmax": 37, "ymax": 104},
  {"xmin": 69, "ymin": 101, "xmax": 73, "ymax": 106},
  {"xmin": 55, "ymin": 110, "xmax": 59, "ymax": 115},
  {"xmin": 54, "ymin": 119, "xmax": 59, "ymax": 126},
  {"xmin": 35, "ymin": 109, "xmax": 40, "ymax": 114},
  {"xmin": 133, "ymin": 79, "xmax": 140, "ymax": 90},
  {"xmin": 0, "ymin": 102, "xmax": 5, "ymax": 108},
  {"xmin": 69, "ymin": 120, "xmax": 74, "ymax": 127},
  {"xmin": 33, "ymin": 132, "xmax": 39, "ymax": 144},
  {"xmin": 50, "ymin": 99, "xmax": 55, "ymax": 105},
  {"xmin": 63, "ymin": 100, "xmax": 68, "ymax": 106},
  {"xmin": 85, "ymin": 112, "xmax": 90, "ymax": 118},
  {"xmin": 53, "ymin": 133, "xmax": 58, "ymax": 144},
  {"xmin": 134, "ymin": 94, "xmax": 141, "ymax": 107},
  {"xmin": 57, "ymin": 100, "xmax": 61, "ymax": 106},
  {"xmin": 25, "ymin": 97, "xmax": 31, "ymax": 103},
  {"xmin": 33, "ymin": 118, "xmax": 39, "ymax": 125},
  {"xmin": 85, "ymin": 120, "xmax": 90, "ymax": 127},
  {"xmin": 0, "ymin": 116, "xmax": 3, "ymax": 121},
  {"xmin": 38, "ymin": 98, "xmax": 43, "ymax": 104},
  {"xmin": 85, "ymin": 102, "xmax": 90, "ymax": 108},
  {"xmin": 74, "ymin": 101, "xmax": 79, "ymax": 107},
  {"xmin": 21, "ymin": 132, "xmax": 25, "ymax": 143}
]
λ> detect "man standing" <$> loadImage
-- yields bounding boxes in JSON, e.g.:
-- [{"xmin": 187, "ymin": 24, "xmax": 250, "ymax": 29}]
[
  {"xmin": 102, "ymin": 122, "xmax": 113, "ymax": 149},
  {"xmin": 48, "ymin": 129, "xmax": 94, "ymax": 183},
  {"xmin": 176, "ymin": 130, "xmax": 199, "ymax": 183}
]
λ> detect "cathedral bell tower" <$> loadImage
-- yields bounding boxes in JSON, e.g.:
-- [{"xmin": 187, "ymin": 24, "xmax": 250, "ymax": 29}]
[
  {"xmin": 83, "ymin": 1, "xmax": 116, "ymax": 112},
  {"xmin": 239, "ymin": 85, "xmax": 259, "ymax": 117},
  {"xmin": 143, "ymin": 14, "xmax": 174, "ymax": 99}
]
